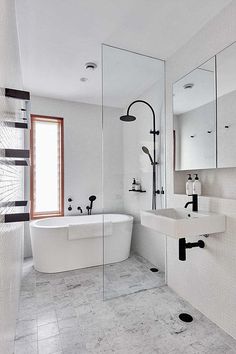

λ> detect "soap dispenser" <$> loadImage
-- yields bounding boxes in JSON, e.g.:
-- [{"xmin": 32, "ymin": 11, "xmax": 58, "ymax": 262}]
[
  {"xmin": 186, "ymin": 174, "xmax": 193, "ymax": 196},
  {"xmin": 193, "ymin": 174, "xmax": 201, "ymax": 195},
  {"xmin": 132, "ymin": 178, "xmax": 136, "ymax": 190},
  {"xmin": 135, "ymin": 179, "xmax": 140, "ymax": 191}
]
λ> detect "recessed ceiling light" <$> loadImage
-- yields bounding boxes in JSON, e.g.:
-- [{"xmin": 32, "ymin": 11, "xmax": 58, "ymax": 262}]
[
  {"xmin": 183, "ymin": 83, "xmax": 194, "ymax": 89},
  {"xmin": 85, "ymin": 62, "xmax": 97, "ymax": 71},
  {"xmin": 80, "ymin": 77, "xmax": 88, "ymax": 82}
]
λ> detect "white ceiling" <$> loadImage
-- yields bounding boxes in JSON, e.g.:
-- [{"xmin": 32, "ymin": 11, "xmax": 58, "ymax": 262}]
[
  {"xmin": 102, "ymin": 46, "xmax": 164, "ymax": 108},
  {"xmin": 15, "ymin": 0, "xmax": 232, "ymax": 106}
]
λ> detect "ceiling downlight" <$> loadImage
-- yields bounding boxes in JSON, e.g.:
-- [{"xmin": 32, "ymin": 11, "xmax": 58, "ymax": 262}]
[
  {"xmin": 183, "ymin": 83, "xmax": 194, "ymax": 89},
  {"xmin": 85, "ymin": 62, "xmax": 97, "ymax": 71}
]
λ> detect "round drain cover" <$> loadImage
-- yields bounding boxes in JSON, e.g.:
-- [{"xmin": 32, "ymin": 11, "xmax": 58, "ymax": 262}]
[
  {"xmin": 150, "ymin": 268, "xmax": 159, "ymax": 272},
  {"xmin": 179, "ymin": 313, "xmax": 193, "ymax": 323}
]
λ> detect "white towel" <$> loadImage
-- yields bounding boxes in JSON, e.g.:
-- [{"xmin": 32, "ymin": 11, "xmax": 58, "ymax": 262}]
[{"xmin": 68, "ymin": 222, "xmax": 112, "ymax": 241}]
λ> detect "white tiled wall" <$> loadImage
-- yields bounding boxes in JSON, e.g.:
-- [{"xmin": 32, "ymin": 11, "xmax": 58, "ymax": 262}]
[
  {"xmin": 166, "ymin": 1, "xmax": 236, "ymax": 339},
  {"xmin": 0, "ymin": 1, "xmax": 24, "ymax": 353}
]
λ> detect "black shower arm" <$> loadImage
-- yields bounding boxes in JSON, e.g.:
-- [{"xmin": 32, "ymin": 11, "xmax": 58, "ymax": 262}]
[
  {"xmin": 126, "ymin": 100, "xmax": 156, "ymax": 132},
  {"xmin": 126, "ymin": 99, "xmax": 158, "ymax": 210}
]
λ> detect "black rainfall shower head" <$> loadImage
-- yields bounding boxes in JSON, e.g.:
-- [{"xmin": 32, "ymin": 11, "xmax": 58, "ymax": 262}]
[
  {"xmin": 142, "ymin": 146, "xmax": 154, "ymax": 165},
  {"xmin": 120, "ymin": 115, "xmax": 136, "ymax": 122}
]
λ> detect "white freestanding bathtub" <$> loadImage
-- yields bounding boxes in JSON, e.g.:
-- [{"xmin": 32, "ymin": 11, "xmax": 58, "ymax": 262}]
[{"xmin": 30, "ymin": 214, "xmax": 133, "ymax": 273}]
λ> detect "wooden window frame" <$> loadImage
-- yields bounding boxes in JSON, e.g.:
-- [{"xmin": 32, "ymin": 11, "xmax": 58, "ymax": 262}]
[{"xmin": 30, "ymin": 114, "xmax": 64, "ymax": 219}]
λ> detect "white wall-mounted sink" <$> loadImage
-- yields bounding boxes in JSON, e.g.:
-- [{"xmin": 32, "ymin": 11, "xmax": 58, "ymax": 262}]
[{"xmin": 141, "ymin": 208, "xmax": 225, "ymax": 239}]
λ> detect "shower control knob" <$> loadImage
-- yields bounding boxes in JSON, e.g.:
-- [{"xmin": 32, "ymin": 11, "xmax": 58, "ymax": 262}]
[
  {"xmin": 68, "ymin": 198, "xmax": 73, "ymax": 202},
  {"xmin": 68, "ymin": 205, "xmax": 72, "ymax": 211}
]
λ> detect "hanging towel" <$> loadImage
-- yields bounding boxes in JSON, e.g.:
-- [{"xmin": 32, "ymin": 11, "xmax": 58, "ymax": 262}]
[{"xmin": 68, "ymin": 221, "xmax": 112, "ymax": 241}]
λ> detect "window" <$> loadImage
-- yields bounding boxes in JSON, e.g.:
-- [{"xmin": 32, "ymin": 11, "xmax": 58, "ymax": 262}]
[{"xmin": 30, "ymin": 115, "xmax": 64, "ymax": 219}]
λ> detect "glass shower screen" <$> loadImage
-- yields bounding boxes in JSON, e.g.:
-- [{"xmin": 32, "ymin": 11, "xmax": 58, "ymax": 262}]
[{"xmin": 102, "ymin": 45, "xmax": 165, "ymax": 300}]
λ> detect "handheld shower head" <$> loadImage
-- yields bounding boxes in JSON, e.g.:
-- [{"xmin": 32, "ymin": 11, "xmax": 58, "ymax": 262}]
[
  {"xmin": 89, "ymin": 195, "xmax": 96, "ymax": 203},
  {"xmin": 89, "ymin": 195, "xmax": 96, "ymax": 207},
  {"xmin": 142, "ymin": 146, "xmax": 150, "ymax": 155},
  {"xmin": 89, "ymin": 195, "xmax": 96, "ymax": 209},
  {"xmin": 142, "ymin": 146, "xmax": 154, "ymax": 165},
  {"xmin": 86, "ymin": 195, "xmax": 96, "ymax": 215}
]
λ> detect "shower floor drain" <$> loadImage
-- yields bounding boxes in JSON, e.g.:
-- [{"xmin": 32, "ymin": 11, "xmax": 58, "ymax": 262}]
[
  {"xmin": 150, "ymin": 268, "xmax": 159, "ymax": 272},
  {"xmin": 179, "ymin": 313, "xmax": 193, "ymax": 323}
]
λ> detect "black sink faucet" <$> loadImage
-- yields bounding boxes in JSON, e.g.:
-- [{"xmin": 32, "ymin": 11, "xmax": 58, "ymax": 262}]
[{"xmin": 184, "ymin": 194, "xmax": 198, "ymax": 212}]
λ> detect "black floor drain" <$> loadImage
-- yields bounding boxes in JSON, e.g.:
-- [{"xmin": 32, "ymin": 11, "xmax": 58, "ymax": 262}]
[
  {"xmin": 150, "ymin": 268, "xmax": 159, "ymax": 272},
  {"xmin": 179, "ymin": 313, "xmax": 193, "ymax": 323}
]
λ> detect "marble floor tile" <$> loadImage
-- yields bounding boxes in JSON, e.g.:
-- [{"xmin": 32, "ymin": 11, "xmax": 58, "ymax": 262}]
[
  {"xmin": 14, "ymin": 339, "xmax": 38, "ymax": 354},
  {"xmin": 14, "ymin": 255, "xmax": 236, "ymax": 354},
  {"xmin": 15, "ymin": 319, "xmax": 37, "ymax": 339},
  {"xmin": 60, "ymin": 329, "xmax": 85, "ymax": 350},
  {"xmin": 38, "ymin": 335, "xmax": 62, "ymax": 354},
  {"xmin": 38, "ymin": 322, "xmax": 59, "ymax": 341},
  {"xmin": 58, "ymin": 316, "xmax": 79, "ymax": 333},
  {"xmin": 37, "ymin": 309, "xmax": 57, "ymax": 326}
]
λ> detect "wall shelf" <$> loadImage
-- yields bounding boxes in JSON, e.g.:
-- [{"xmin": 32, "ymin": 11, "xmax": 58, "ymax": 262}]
[
  {"xmin": 0, "ymin": 160, "xmax": 28, "ymax": 166},
  {"xmin": 3, "ymin": 213, "xmax": 30, "ymax": 223},
  {"xmin": 4, "ymin": 121, "xmax": 28, "ymax": 129},
  {"xmin": 2, "ymin": 149, "xmax": 30, "ymax": 158},
  {"xmin": 5, "ymin": 88, "xmax": 30, "ymax": 101},
  {"xmin": 129, "ymin": 189, "xmax": 146, "ymax": 193},
  {"xmin": 0, "ymin": 201, "xmax": 28, "ymax": 207}
]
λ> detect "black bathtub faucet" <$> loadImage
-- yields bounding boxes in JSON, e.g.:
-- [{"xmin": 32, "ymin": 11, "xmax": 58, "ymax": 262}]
[
  {"xmin": 77, "ymin": 206, "xmax": 83, "ymax": 214},
  {"xmin": 86, "ymin": 195, "xmax": 96, "ymax": 215},
  {"xmin": 184, "ymin": 194, "xmax": 198, "ymax": 212}
]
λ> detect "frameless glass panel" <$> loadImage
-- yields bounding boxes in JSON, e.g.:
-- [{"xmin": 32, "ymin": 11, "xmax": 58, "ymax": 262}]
[
  {"xmin": 102, "ymin": 45, "xmax": 165, "ymax": 300},
  {"xmin": 217, "ymin": 42, "xmax": 236, "ymax": 168},
  {"xmin": 173, "ymin": 57, "xmax": 216, "ymax": 171}
]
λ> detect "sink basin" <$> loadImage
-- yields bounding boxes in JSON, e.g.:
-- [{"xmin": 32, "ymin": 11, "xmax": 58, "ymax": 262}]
[{"xmin": 141, "ymin": 208, "xmax": 225, "ymax": 239}]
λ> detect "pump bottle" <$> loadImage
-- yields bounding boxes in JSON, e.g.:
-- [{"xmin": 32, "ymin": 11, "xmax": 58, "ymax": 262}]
[
  {"xmin": 193, "ymin": 174, "xmax": 201, "ymax": 195},
  {"xmin": 186, "ymin": 174, "xmax": 193, "ymax": 196}
]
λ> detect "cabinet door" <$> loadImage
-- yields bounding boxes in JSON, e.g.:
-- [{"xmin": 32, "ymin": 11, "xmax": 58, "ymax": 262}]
[
  {"xmin": 173, "ymin": 57, "xmax": 216, "ymax": 171},
  {"xmin": 217, "ymin": 42, "xmax": 236, "ymax": 168}
]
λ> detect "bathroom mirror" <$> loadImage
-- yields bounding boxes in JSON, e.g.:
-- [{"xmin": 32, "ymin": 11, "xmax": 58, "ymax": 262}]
[
  {"xmin": 217, "ymin": 41, "xmax": 236, "ymax": 168},
  {"xmin": 173, "ymin": 57, "xmax": 216, "ymax": 171}
]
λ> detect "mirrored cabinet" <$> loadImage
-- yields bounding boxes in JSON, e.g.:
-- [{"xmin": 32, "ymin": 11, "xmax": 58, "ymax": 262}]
[
  {"xmin": 173, "ymin": 58, "xmax": 216, "ymax": 171},
  {"xmin": 217, "ymin": 43, "xmax": 236, "ymax": 168},
  {"xmin": 173, "ymin": 40, "xmax": 236, "ymax": 171}
]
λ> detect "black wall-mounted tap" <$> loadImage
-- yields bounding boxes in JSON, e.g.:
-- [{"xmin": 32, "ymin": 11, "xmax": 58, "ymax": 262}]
[
  {"xmin": 77, "ymin": 206, "xmax": 83, "ymax": 214},
  {"xmin": 68, "ymin": 197, "xmax": 73, "ymax": 211},
  {"xmin": 184, "ymin": 194, "xmax": 198, "ymax": 212}
]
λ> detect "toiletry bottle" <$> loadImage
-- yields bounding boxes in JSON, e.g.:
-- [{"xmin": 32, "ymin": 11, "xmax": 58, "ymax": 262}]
[
  {"xmin": 136, "ymin": 181, "xmax": 141, "ymax": 191},
  {"xmin": 135, "ymin": 179, "xmax": 140, "ymax": 191},
  {"xmin": 193, "ymin": 174, "xmax": 201, "ymax": 195},
  {"xmin": 186, "ymin": 174, "xmax": 193, "ymax": 196},
  {"xmin": 132, "ymin": 178, "xmax": 136, "ymax": 190}
]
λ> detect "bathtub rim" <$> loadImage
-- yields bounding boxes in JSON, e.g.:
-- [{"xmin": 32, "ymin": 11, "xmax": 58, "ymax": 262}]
[{"xmin": 30, "ymin": 213, "xmax": 133, "ymax": 229}]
